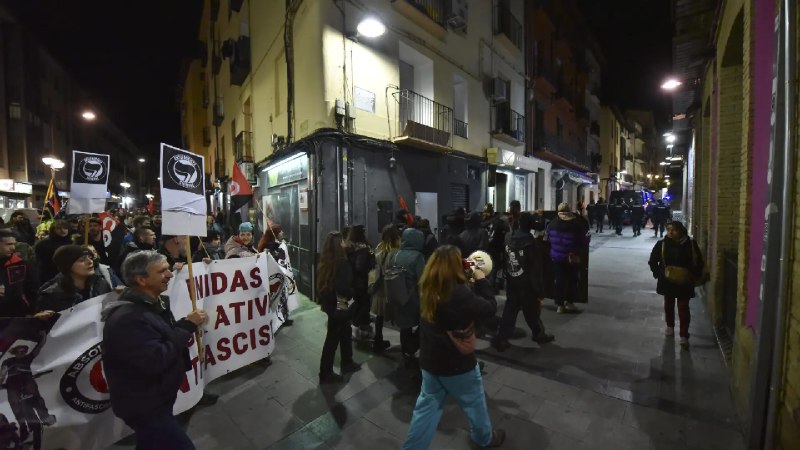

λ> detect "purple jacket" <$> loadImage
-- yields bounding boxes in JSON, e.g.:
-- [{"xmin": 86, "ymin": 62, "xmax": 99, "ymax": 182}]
[{"xmin": 546, "ymin": 213, "xmax": 590, "ymax": 262}]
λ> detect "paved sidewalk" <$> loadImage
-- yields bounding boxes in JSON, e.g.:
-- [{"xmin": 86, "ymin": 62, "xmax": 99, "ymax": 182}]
[{"xmin": 111, "ymin": 230, "xmax": 745, "ymax": 450}]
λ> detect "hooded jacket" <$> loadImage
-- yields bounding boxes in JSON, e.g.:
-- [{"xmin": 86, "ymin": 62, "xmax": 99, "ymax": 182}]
[
  {"xmin": 546, "ymin": 212, "xmax": 590, "ymax": 263},
  {"xmin": 348, "ymin": 242, "xmax": 374, "ymax": 298},
  {"xmin": 36, "ymin": 273, "xmax": 111, "ymax": 313},
  {"xmin": 392, "ymin": 228, "xmax": 425, "ymax": 329},
  {"xmin": 101, "ymin": 288, "xmax": 196, "ymax": 424},
  {"xmin": 0, "ymin": 254, "xmax": 38, "ymax": 317},
  {"xmin": 224, "ymin": 236, "xmax": 257, "ymax": 259},
  {"xmin": 503, "ymin": 229, "xmax": 542, "ymax": 296},
  {"xmin": 458, "ymin": 212, "xmax": 489, "ymax": 257}
]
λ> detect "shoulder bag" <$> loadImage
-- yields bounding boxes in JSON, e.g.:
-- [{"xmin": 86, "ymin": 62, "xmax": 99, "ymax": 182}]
[{"xmin": 662, "ymin": 241, "xmax": 692, "ymax": 286}]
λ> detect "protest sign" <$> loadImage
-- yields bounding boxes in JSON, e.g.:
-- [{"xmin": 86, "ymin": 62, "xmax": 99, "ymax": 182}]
[{"xmin": 69, "ymin": 151, "xmax": 110, "ymax": 214}]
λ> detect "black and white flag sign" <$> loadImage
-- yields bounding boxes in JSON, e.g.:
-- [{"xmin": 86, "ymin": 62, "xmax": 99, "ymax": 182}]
[
  {"xmin": 160, "ymin": 143, "xmax": 207, "ymax": 236},
  {"xmin": 69, "ymin": 150, "xmax": 110, "ymax": 214}
]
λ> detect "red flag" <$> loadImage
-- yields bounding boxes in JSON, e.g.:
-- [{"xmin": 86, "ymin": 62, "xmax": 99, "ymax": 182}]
[
  {"xmin": 230, "ymin": 162, "xmax": 253, "ymax": 212},
  {"xmin": 398, "ymin": 195, "xmax": 414, "ymax": 226},
  {"xmin": 146, "ymin": 198, "xmax": 155, "ymax": 215}
]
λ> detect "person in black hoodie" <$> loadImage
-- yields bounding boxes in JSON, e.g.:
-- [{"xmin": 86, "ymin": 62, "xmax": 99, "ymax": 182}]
[
  {"xmin": 414, "ymin": 218, "xmax": 438, "ymax": 259},
  {"xmin": 33, "ymin": 220, "xmax": 72, "ymax": 284},
  {"xmin": 441, "ymin": 208, "xmax": 466, "ymax": 248},
  {"xmin": 492, "ymin": 213, "xmax": 554, "ymax": 352},
  {"xmin": 101, "ymin": 250, "xmax": 206, "ymax": 449},
  {"xmin": 459, "ymin": 212, "xmax": 489, "ymax": 257},
  {"xmin": 345, "ymin": 225, "xmax": 375, "ymax": 339},
  {"xmin": 316, "ymin": 231, "xmax": 362, "ymax": 384},
  {"xmin": 403, "ymin": 245, "xmax": 504, "ymax": 449}
]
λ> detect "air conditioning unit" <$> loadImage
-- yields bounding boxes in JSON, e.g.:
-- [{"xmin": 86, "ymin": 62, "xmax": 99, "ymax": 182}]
[
  {"xmin": 488, "ymin": 78, "xmax": 507, "ymax": 103},
  {"xmin": 447, "ymin": 0, "xmax": 468, "ymax": 30}
]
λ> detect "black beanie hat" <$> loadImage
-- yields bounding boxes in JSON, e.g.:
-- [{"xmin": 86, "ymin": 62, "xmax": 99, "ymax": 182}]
[{"xmin": 53, "ymin": 245, "xmax": 92, "ymax": 274}]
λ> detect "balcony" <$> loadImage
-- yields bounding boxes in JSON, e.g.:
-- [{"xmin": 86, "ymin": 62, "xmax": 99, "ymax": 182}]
[
  {"xmin": 491, "ymin": 104, "xmax": 525, "ymax": 145},
  {"xmin": 229, "ymin": 36, "xmax": 251, "ymax": 86},
  {"xmin": 213, "ymin": 97, "xmax": 224, "ymax": 126},
  {"xmin": 234, "ymin": 131, "xmax": 253, "ymax": 162},
  {"xmin": 534, "ymin": 133, "xmax": 591, "ymax": 171},
  {"xmin": 392, "ymin": 89, "xmax": 452, "ymax": 151},
  {"xmin": 494, "ymin": 0, "xmax": 523, "ymax": 55},
  {"xmin": 453, "ymin": 118, "xmax": 468, "ymax": 139},
  {"xmin": 391, "ymin": 0, "xmax": 447, "ymax": 40}
]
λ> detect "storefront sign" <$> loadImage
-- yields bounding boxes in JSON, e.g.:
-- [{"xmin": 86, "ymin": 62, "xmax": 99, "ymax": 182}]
[
  {"xmin": 0, "ymin": 179, "xmax": 13, "ymax": 192},
  {"xmin": 266, "ymin": 154, "xmax": 307, "ymax": 187},
  {"xmin": 13, "ymin": 182, "xmax": 32, "ymax": 194}
]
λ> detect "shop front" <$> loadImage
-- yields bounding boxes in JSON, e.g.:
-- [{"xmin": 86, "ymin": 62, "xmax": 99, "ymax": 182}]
[
  {"xmin": 486, "ymin": 147, "xmax": 552, "ymax": 212},
  {"xmin": 0, "ymin": 179, "xmax": 34, "ymax": 221}
]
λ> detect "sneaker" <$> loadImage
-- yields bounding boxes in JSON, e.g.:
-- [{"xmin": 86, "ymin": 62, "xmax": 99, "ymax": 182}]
[
  {"xmin": 665, "ymin": 327, "xmax": 675, "ymax": 336},
  {"xmin": 341, "ymin": 361, "xmax": 362, "ymax": 374},
  {"xmin": 557, "ymin": 305, "xmax": 567, "ymax": 314},
  {"xmin": 532, "ymin": 333, "xmax": 555, "ymax": 344},
  {"xmin": 319, "ymin": 372, "xmax": 344, "ymax": 384},
  {"xmin": 564, "ymin": 302, "xmax": 581, "ymax": 313},
  {"xmin": 474, "ymin": 429, "xmax": 506, "ymax": 448},
  {"xmin": 680, "ymin": 337, "xmax": 689, "ymax": 349}
]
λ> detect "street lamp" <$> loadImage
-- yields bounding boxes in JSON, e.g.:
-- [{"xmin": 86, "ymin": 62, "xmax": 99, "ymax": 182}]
[
  {"xmin": 81, "ymin": 110, "xmax": 96, "ymax": 121},
  {"xmin": 356, "ymin": 17, "xmax": 386, "ymax": 38},
  {"xmin": 145, "ymin": 193, "xmax": 154, "ymax": 200},
  {"xmin": 665, "ymin": 134, "xmax": 676, "ymax": 144},
  {"xmin": 42, "ymin": 157, "xmax": 65, "ymax": 170},
  {"xmin": 660, "ymin": 79, "xmax": 683, "ymax": 91},
  {"xmin": 138, "ymin": 158, "xmax": 146, "ymax": 163},
  {"xmin": 120, "ymin": 182, "xmax": 131, "ymax": 189}
]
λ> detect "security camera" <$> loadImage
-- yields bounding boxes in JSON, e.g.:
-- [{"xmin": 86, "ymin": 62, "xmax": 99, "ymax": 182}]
[{"xmin": 389, "ymin": 155, "xmax": 396, "ymax": 169}]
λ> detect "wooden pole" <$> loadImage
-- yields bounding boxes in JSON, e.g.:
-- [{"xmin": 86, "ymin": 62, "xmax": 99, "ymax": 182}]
[
  {"xmin": 185, "ymin": 236, "xmax": 204, "ymax": 363},
  {"xmin": 83, "ymin": 214, "xmax": 91, "ymax": 246}
]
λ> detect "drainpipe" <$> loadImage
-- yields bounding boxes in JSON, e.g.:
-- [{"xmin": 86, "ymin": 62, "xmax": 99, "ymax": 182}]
[
  {"xmin": 284, "ymin": 0, "xmax": 303, "ymax": 144},
  {"xmin": 750, "ymin": 0, "xmax": 796, "ymax": 448}
]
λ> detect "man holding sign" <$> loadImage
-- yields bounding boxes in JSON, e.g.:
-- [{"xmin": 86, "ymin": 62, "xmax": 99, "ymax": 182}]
[{"xmin": 101, "ymin": 251, "xmax": 206, "ymax": 449}]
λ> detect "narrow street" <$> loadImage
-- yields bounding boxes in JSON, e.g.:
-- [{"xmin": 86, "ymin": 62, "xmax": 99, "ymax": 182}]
[{"xmin": 108, "ymin": 229, "xmax": 745, "ymax": 450}]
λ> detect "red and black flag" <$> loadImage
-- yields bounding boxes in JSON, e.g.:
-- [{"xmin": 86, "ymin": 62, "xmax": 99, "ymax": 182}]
[
  {"xmin": 44, "ymin": 178, "xmax": 61, "ymax": 218},
  {"xmin": 230, "ymin": 162, "xmax": 253, "ymax": 213}
]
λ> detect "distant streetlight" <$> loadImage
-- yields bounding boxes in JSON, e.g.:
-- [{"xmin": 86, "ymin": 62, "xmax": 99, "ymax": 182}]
[
  {"xmin": 81, "ymin": 110, "xmax": 96, "ymax": 121},
  {"xmin": 660, "ymin": 162, "xmax": 669, "ymax": 166},
  {"xmin": 138, "ymin": 158, "xmax": 146, "ymax": 163},
  {"xmin": 661, "ymin": 79, "xmax": 683, "ymax": 91},
  {"xmin": 120, "ymin": 181, "xmax": 131, "ymax": 189},
  {"xmin": 665, "ymin": 133, "xmax": 676, "ymax": 144},
  {"xmin": 42, "ymin": 156, "xmax": 65, "ymax": 170},
  {"xmin": 145, "ymin": 193, "xmax": 154, "ymax": 200},
  {"xmin": 356, "ymin": 17, "xmax": 386, "ymax": 38},
  {"xmin": 665, "ymin": 175, "xmax": 671, "ymax": 178}
]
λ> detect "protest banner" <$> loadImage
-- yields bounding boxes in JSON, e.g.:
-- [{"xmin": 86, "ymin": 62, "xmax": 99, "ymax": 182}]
[
  {"xmin": 0, "ymin": 253, "xmax": 296, "ymax": 449},
  {"xmin": 69, "ymin": 151, "xmax": 110, "ymax": 215}
]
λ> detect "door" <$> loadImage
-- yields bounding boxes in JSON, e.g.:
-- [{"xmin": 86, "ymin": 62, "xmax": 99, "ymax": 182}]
[
  {"xmin": 495, "ymin": 173, "xmax": 508, "ymax": 212},
  {"xmin": 415, "ymin": 192, "xmax": 438, "ymax": 236}
]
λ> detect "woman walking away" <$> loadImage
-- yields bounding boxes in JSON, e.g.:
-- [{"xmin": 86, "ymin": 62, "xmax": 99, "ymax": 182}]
[
  {"xmin": 371, "ymin": 225, "xmax": 400, "ymax": 353},
  {"xmin": 316, "ymin": 231, "xmax": 361, "ymax": 384},
  {"xmin": 546, "ymin": 203, "xmax": 590, "ymax": 314},
  {"xmin": 648, "ymin": 221, "xmax": 705, "ymax": 349},
  {"xmin": 347, "ymin": 225, "xmax": 375, "ymax": 340},
  {"xmin": 403, "ymin": 246, "xmax": 505, "ymax": 449},
  {"xmin": 392, "ymin": 228, "xmax": 426, "ymax": 369}
]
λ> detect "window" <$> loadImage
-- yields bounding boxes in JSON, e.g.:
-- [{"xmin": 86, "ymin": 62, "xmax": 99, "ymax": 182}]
[
  {"xmin": 453, "ymin": 74, "xmax": 468, "ymax": 138},
  {"xmin": 8, "ymin": 103, "xmax": 21, "ymax": 119}
]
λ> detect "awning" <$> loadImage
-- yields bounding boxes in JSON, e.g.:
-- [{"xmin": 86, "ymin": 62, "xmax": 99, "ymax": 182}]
[{"xmin": 486, "ymin": 147, "xmax": 552, "ymax": 172}]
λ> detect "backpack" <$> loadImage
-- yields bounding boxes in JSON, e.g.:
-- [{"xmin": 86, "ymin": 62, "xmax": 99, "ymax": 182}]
[{"xmin": 383, "ymin": 250, "xmax": 415, "ymax": 306}]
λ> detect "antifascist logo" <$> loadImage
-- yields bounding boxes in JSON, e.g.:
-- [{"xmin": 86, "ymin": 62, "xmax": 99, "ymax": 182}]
[
  {"xmin": 77, "ymin": 156, "xmax": 106, "ymax": 182},
  {"xmin": 59, "ymin": 342, "xmax": 111, "ymax": 414},
  {"xmin": 166, "ymin": 153, "xmax": 202, "ymax": 191}
]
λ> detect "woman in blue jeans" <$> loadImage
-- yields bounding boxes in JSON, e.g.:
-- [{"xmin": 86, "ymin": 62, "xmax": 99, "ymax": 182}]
[{"xmin": 403, "ymin": 245, "xmax": 505, "ymax": 449}]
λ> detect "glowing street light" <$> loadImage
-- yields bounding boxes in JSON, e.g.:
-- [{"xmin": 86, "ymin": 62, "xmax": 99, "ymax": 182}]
[
  {"xmin": 145, "ymin": 193, "xmax": 155, "ymax": 200},
  {"xmin": 356, "ymin": 17, "xmax": 386, "ymax": 38},
  {"xmin": 660, "ymin": 162, "xmax": 669, "ymax": 166},
  {"xmin": 42, "ymin": 156, "xmax": 65, "ymax": 170},
  {"xmin": 665, "ymin": 134, "xmax": 676, "ymax": 144},
  {"xmin": 661, "ymin": 79, "xmax": 683, "ymax": 91},
  {"xmin": 81, "ymin": 110, "xmax": 97, "ymax": 121},
  {"xmin": 120, "ymin": 181, "xmax": 131, "ymax": 189},
  {"xmin": 138, "ymin": 158, "xmax": 146, "ymax": 163}
]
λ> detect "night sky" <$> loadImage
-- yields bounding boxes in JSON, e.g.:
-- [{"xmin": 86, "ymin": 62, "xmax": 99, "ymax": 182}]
[{"xmin": 6, "ymin": 0, "xmax": 672, "ymax": 151}]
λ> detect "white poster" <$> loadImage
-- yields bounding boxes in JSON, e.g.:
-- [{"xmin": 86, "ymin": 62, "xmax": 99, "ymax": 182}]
[
  {"xmin": 160, "ymin": 144, "xmax": 207, "ymax": 236},
  {"xmin": 0, "ymin": 254, "xmax": 296, "ymax": 449},
  {"xmin": 69, "ymin": 151, "xmax": 110, "ymax": 214}
]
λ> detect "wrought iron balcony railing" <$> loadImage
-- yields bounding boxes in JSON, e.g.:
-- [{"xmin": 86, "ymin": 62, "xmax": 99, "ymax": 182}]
[
  {"xmin": 494, "ymin": 0, "xmax": 523, "ymax": 50},
  {"xmin": 393, "ymin": 89, "xmax": 453, "ymax": 147},
  {"xmin": 405, "ymin": 0, "xmax": 447, "ymax": 28},
  {"xmin": 492, "ymin": 105, "xmax": 525, "ymax": 143}
]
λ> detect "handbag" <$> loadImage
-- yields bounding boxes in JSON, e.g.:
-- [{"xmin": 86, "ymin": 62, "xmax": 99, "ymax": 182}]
[
  {"xmin": 447, "ymin": 323, "xmax": 477, "ymax": 355},
  {"xmin": 661, "ymin": 241, "xmax": 693, "ymax": 286}
]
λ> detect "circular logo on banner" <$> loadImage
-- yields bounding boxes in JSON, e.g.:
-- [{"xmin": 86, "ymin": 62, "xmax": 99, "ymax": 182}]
[
  {"xmin": 78, "ymin": 156, "xmax": 106, "ymax": 182},
  {"xmin": 268, "ymin": 272, "xmax": 287, "ymax": 312},
  {"xmin": 167, "ymin": 154, "xmax": 202, "ymax": 190},
  {"xmin": 230, "ymin": 180, "xmax": 241, "ymax": 195},
  {"xmin": 59, "ymin": 342, "xmax": 111, "ymax": 414}
]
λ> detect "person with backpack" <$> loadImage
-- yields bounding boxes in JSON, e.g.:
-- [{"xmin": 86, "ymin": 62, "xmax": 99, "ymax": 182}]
[
  {"xmin": 384, "ymin": 228, "xmax": 425, "ymax": 370},
  {"xmin": 369, "ymin": 225, "xmax": 401, "ymax": 353},
  {"xmin": 492, "ymin": 213, "xmax": 554, "ymax": 352},
  {"xmin": 403, "ymin": 245, "xmax": 504, "ymax": 449},
  {"xmin": 315, "ymin": 231, "xmax": 361, "ymax": 384},
  {"xmin": 648, "ymin": 221, "xmax": 706, "ymax": 349}
]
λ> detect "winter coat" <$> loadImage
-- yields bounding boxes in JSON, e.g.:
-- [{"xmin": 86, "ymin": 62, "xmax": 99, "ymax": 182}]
[
  {"xmin": 96, "ymin": 263, "xmax": 124, "ymax": 288},
  {"xmin": 648, "ymin": 237, "xmax": 704, "ymax": 299},
  {"xmin": 0, "ymin": 254, "xmax": 38, "ymax": 317},
  {"xmin": 546, "ymin": 213, "xmax": 590, "ymax": 263},
  {"xmin": 317, "ymin": 260, "xmax": 354, "ymax": 316},
  {"xmin": 370, "ymin": 248, "xmax": 394, "ymax": 318},
  {"xmin": 421, "ymin": 230, "xmax": 438, "ymax": 259},
  {"xmin": 419, "ymin": 278, "xmax": 496, "ymax": 376},
  {"xmin": 33, "ymin": 235, "xmax": 72, "ymax": 285},
  {"xmin": 224, "ymin": 236, "xmax": 257, "ymax": 259},
  {"xmin": 458, "ymin": 212, "xmax": 489, "ymax": 257},
  {"xmin": 101, "ymin": 289, "xmax": 196, "ymax": 424},
  {"xmin": 594, "ymin": 203, "xmax": 608, "ymax": 220},
  {"xmin": 654, "ymin": 204, "xmax": 672, "ymax": 222},
  {"xmin": 348, "ymin": 243, "xmax": 374, "ymax": 300},
  {"xmin": 36, "ymin": 273, "xmax": 111, "ymax": 313},
  {"xmin": 630, "ymin": 205, "xmax": 645, "ymax": 220},
  {"xmin": 504, "ymin": 229, "xmax": 542, "ymax": 296},
  {"xmin": 192, "ymin": 243, "xmax": 226, "ymax": 262},
  {"xmin": 392, "ymin": 228, "xmax": 425, "ymax": 329},
  {"xmin": 119, "ymin": 241, "xmax": 155, "ymax": 267}
]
